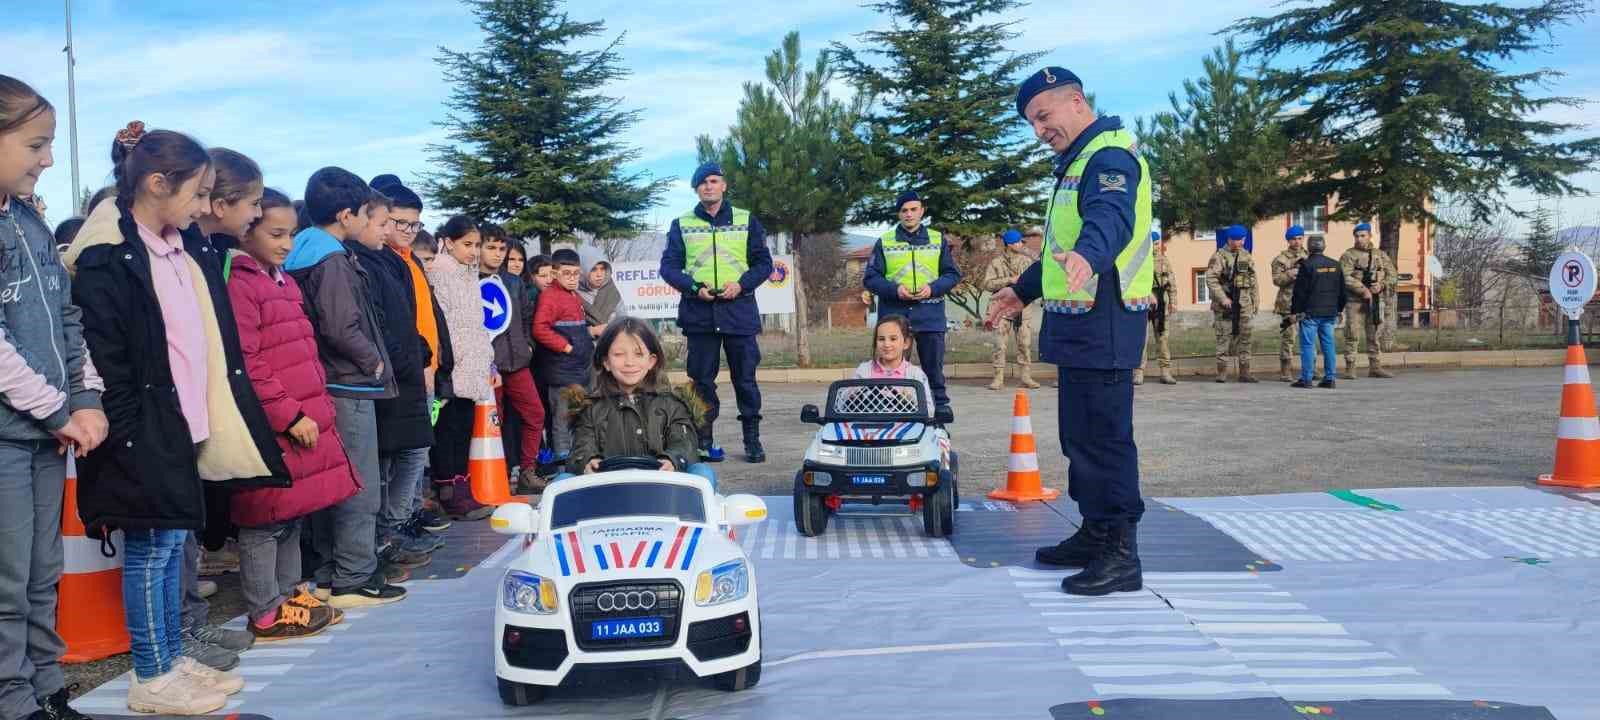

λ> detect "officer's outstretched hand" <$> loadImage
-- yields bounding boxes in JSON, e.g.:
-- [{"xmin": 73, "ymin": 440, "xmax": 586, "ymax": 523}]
[{"xmin": 985, "ymin": 287, "xmax": 1023, "ymax": 330}]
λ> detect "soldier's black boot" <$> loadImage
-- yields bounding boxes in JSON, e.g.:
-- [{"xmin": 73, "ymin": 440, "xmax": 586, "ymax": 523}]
[
  {"xmin": 1062, "ymin": 520, "xmax": 1143, "ymax": 596},
  {"xmin": 1035, "ymin": 522, "xmax": 1108, "ymax": 567},
  {"xmin": 741, "ymin": 419, "xmax": 766, "ymax": 464}
]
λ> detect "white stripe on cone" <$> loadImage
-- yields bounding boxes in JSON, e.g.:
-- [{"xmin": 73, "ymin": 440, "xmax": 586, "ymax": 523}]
[
  {"xmin": 1567, "ymin": 364, "xmax": 1592, "ymax": 385},
  {"xmin": 469, "ymin": 437, "xmax": 505, "ymax": 460},
  {"xmin": 1557, "ymin": 416, "xmax": 1600, "ymax": 441},
  {"xmin": 64, "ymin": 533, "xmax": 122, "ymax": 574},
  {"xmin": 1011, "ymin": 416, "xmax": 1033, "ymax": 434},
  {"xmin": 1009, "ymin": 453, "xmax": 1040, "ymax": 473}
]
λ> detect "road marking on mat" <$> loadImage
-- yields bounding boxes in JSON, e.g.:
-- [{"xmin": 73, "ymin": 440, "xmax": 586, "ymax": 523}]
[
  {"xmin": 768, "ymin": 641, "xmax": 1054, "ymax": 668},
  {"xmin": 1421, "ymin": 507, "xmax": 1600, "ymax": 558},
  {"xmin": 739, "ymin": 519, "xmax": 954, "ymax": 560},
  {"xmin": 1192, "ymin": 510, "xmax": 1490, "ymax": 561}
]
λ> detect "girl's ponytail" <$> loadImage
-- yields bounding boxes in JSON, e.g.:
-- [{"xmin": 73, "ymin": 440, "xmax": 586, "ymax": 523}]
[{"xmin": 109, "ymin": 122, "xmax": 209, "ymax": 205}]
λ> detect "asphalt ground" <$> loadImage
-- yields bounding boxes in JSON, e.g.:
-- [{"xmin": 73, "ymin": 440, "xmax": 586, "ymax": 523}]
[{"xmin": 62, "ymin": 365, "xmax": 1563, "ymax": 699}]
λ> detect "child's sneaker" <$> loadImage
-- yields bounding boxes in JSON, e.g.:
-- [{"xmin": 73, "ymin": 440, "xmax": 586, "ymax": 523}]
[
  {"xmin": 250, "ymin": 603, "xmax": 330, "ymax": 642},
  {"xmin": 176, "ymin": 656, "xmax": 244, "ymax": 695},
  {"xmin": 189, "ymin": 622, "xmax": 255, "ymax": 652},
  {"xmin": 126, "ymin": 669, "xmax": 226, "ymax": 716},
  {"xmin": 413, "ymin": 506, "xmax": 451, "ymax": 533},
  {"xmin": 438, "ymin": 474, "xmax": 493, "ymax": 520},
  {"xmin": 199, "ymin": 539, "xmax": 240, "ymax": 576},
  {"xmin": 329, "ymin": 575, "xmax": 407, "ymax": 609},
  {"xmin": 179, "ymin": 635, "xmax": 239, "ymax": 672},
  {"xmin": 287, "ymin": 584, "xmax": 342, "ymax": 626}
]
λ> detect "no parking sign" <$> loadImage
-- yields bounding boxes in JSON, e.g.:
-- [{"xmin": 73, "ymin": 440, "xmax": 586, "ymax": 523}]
[
  {"xmin": 1548, "ymin": 249, "xmax": 1597, "ymax": 320},
  {"xmin": 481, "ymin": 275, "xmax": 511, "ymax": 339}
]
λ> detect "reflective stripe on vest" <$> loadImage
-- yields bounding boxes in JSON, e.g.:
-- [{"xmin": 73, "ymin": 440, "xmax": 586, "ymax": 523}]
[
  {"xmin": 682, "ymin": 207, "xmax": 751, "ymax": 288},
  {"xmin": 881, "ymin": 228, "xmax": 943, "ymax": 294},
  {"xmin": 1041, "ymin": 129, "xmax": 1155, "ymax": 313}
]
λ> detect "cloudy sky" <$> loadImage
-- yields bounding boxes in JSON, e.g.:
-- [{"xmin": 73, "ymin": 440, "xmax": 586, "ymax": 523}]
[{"xmin": 9, "ymin": 0, "xmax": 1599, "ymax": 234}]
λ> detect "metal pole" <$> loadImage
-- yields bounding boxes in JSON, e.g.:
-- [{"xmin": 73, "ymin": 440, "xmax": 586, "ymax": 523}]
[
  {"xmin": 64, "ymin": 0, "xmax": 81, "ymax": 210},
  {"xmin": 1568, "ymin": 317, "xmax": 1581, "ymax": 347}
]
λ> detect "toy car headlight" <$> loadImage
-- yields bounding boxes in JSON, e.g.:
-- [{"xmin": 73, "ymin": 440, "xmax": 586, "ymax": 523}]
[
  {"xmin": 502, "ymin": 570, "xmax": 559, "ymax": 615},
  {"xmin": 816, "ymin": 443, "xmax": 847, "ymax": 463},
  {"xmin": 891, "ymin": 445, "xmax": 921, "ymax": 463},
  {"xmin": 694, "ymin": 560, "xmax": 749, "ymax": 607}
]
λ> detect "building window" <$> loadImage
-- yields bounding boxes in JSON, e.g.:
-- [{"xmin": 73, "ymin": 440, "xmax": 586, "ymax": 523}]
[
  {"xmin": 1291, "ymin": 205, "xmax": 1328, "ymax": 235},
  {"xmin": 1193, "ymin": 269, "xmax": 1209, "ymax": 304}
]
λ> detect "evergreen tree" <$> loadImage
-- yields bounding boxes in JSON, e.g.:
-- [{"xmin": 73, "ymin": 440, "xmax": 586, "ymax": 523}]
[
  {"xmin": 1229, "ymin": 0, "xmax": 1600, "ymax": 262},
  {"xmin": 831, "ymin": 0, "xmax": 1051, "ymax": 238},
  {"xmin": 697, "ymin": 32, "xmax": 878, "ymax": 366},
  {"xmin": 1507, "ymin": 206, "xmax": 1564, "ymax": 280},
  {"xmin": 425, "ymin": 0, "xmax": 669, "ymax": 252},
  {"xmin": 1136, "ymin": 40, "xmax": 1293, "ymax": 236}
]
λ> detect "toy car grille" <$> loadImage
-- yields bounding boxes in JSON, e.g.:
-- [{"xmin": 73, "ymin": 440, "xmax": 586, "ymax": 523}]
[
  {"xmin": 830, "ymin": 385, "xmax": 923, "ymax": 416},
  {"xmin": 846, "ymin": 446, "xmax": 896, "ymax": 466},
  {"xmin": 570, "ymin": 580, "xmax": 683, "ymax": 652}
]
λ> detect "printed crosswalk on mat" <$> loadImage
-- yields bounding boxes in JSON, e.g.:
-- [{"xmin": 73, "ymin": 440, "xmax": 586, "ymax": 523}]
[
  {"xmin": 737, "ymin": 516, "xmax": 955, "ymax": 560},
  {"xmin": 1190, "ymin": 510, "xmax": 1492, "ymax": 562},
  {"xmin": 1419, "ymin": 506, "xmax": 1600, "ymax": 557}
]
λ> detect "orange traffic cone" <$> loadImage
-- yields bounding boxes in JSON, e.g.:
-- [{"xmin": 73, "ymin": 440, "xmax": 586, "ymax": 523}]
[
  {"xmin": 59, "ymin": 454, "xmax": 130, "ymax": 663},
  {"xmin": 469, "ymin": 397, "xmax": 529, "ymax": 506},
  {"xmin": 1539, "ymin": 343, "xmax": 1600, "ymax": 488},
  {"xmin": 989, "ymin": 390, "xmax": 1060, "ymax": 502}
]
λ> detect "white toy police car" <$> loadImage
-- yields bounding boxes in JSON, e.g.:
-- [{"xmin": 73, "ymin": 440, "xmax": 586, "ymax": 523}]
[
  {"xmin": 794, "ymin": 378, "xmax": 958, "ymax": 538},
  {"xmin": 488, "ymin": 457, "xmax": 768, "ymax": 705}
]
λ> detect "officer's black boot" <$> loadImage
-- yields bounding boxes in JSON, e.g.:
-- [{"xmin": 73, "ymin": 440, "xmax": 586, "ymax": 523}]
[
  {"xmin": 1062, "ymin": 520, "xmax": 1142, "ymax": 596},
  {"xmin": 741, "ymin": 419, "xmax": 766, "ymax": 464},
  {"xmin": 1034, "ymin": 522, "xmax": 1108, "ymax": 567}
]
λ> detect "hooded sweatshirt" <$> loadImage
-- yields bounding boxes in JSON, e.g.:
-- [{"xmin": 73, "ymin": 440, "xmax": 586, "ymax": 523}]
[{"xmin": 283, "ymin": 227, "xmax": 397, "ymax": 400}]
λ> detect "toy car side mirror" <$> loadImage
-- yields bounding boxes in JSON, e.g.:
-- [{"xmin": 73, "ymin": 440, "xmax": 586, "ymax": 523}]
[
  {"xmin": 723, "ymin": 494, "xmax": 768, "ymax": 527},
  {"xmin": 800, "ymin": 404, "xmax": 821, "ymax": 424},
  {"xmin": 935, "ymin": 405, "xmax": 955, "ymax": 424},
  {"xmin": 490, "ymin": 502, "xmax": 539, "ymax": 535}
]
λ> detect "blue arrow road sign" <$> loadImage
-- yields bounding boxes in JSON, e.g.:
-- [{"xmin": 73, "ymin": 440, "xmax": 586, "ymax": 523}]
[{"xmin": 481, "ymin": 275, "xmax": 511, "ymax": 339}]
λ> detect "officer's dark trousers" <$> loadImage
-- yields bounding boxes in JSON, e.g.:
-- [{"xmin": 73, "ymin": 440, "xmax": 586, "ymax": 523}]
[
  {"xmin": 1057, "ymin": 367, "xmax": 1145, "ymax": 522},
  {"xmin": 914, "ymin": 331, "xmax": 949, "ymax": 407},
  {"xmin": 686, "ymin": 333, "xmax": 763, "ymax": 429}
]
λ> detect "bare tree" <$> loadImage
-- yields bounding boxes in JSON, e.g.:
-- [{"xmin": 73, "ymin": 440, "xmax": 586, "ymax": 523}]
[{"xmin": 1434, "ymin": 200, "xmax": 1513, "ymax": 328}]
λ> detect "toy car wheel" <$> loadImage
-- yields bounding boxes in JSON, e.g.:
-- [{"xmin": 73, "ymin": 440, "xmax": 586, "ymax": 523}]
[
  {"xmin": 498, "ymin": 677, "xmax": 548, "ymax": 706},
  {"xmin": 922, "ymin": 480, "xmax": 954, "ymax": 538},
  {"xmin": 712, "ymin": 657, "xmax": 762, "ymax": 691},
  {"xmin": 794, "ymin": 485, "xmax": 830, "ymax": 537},
  {"xmin": 949, "ymin": 452, "xmax": 960, "ymax": 509}
]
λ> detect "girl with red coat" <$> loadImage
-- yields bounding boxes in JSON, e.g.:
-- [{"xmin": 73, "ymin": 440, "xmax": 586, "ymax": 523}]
[{"xmin": 226, "ymin": 188, "xmax": 360, "ymax": 641}]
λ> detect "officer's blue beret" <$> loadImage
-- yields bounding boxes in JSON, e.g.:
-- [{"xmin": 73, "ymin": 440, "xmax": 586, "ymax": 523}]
[
  {"xmin": 1354, "ymin": 222, "xmax": 1372, "ymax": 233},
  {"xmin": 1225, "ymin": 224, "xmax": 1247, "ymax": 240},
  {"xmin": 1016, "ymin": 66, "xmax": 1083, "ymax": 118},
  {"xmin": 1286, "ymin": 225, "xmax": 1305, "ymax": 239},
  {"xmin": 691, "ymin": 162, "xmax": 723, "ymax": 189},
  {"xmin": 1002, "ymin": 229, "xmax": 1023, "ymax": 245},
  {"xmin": 1150, "ymin": 230, "xmax": 1162, "ymax": 242},
  {"xmin": 895, "ymin": 190, "xmax": 921, "ymax": 211}
]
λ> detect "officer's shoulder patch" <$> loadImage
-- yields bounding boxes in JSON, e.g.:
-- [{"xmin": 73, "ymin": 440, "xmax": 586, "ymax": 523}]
[{"xmin": 1097, "ymin": 172, "xmax": 1128, "ymax": 193}]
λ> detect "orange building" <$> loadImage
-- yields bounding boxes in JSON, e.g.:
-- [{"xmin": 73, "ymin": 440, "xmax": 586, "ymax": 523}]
[{"xmin": 1162, "ymin": 200, "xmax": 1433, "ymax": 325}]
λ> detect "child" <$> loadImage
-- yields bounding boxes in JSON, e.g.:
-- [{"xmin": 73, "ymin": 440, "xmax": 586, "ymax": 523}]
[
  {"xmin": 282, "ymin": 166, "xmax": 405, "ymax": 607},
  {"xmin": 564, "ymin": 318, "xmax": 714, "ymax": 487},
  {"xmin": 196, "ymin": 148, "xmax": 263, "ymax": 256},
  {"xmin": 532, "ymin": 249, "xmax": 594, "ymax": 467},
  {"xmin": 478, "ymin": 224, "xmax": 544, "ymax": 493},
  {"xmin": 346, "ymin": 189, "xmax": 440, "ymax": 560},
  {"xmin": 0, "ymin": 74, "xmax": 106, "ymax": 720},
  {"xmin": 523, "ymin": 253, "xmax": 553, "ymax": 308},
  {"xmin": 853, "ymin": 314, "xmax": 934, "ymax": 410},
  {"xmin": 226, "ymin": 187, "xmax": 357, "ymax": 641},
  {"xmin": 424, "ymin": 216, "xmax": 495, "ymax": 520},
  {"xmin": 70, "ymin": 122, "xmax": 291, "ymax": 714},
  {"xmin": 505, "ymin": 242, "xmax": 526, "ymax": 279}
]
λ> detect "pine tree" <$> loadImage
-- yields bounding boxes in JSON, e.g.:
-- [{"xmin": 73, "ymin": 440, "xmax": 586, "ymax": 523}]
[
  {"xmin": 1136, "ymin": 40, "xmax": 1293, "ymax": 235},
  {"xmin": 697, "ymin": 33, "xmax": 878, "ymax": 367},
  {"xmin": 1229, "ymin": 0, "xmax": 1600, "ymax": 262},
  {"xmin": 425, "ymin": 0, "xmax": 669, "ymax": 253},
  {"xmin": 1508, "ymin": 206, "xmax": 1564, "ymax": 280},
  {"xmin": 830, "ymin": 0, "xmax": 1051, "ymax": 238}
]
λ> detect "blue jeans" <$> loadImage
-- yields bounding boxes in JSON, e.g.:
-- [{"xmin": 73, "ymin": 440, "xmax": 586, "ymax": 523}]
[
  {"xmin": 379, "ymin": 447, "xmax": 429, "ymax": 543},
  {"xmin": 1299, "ymin": 316, "xmax": 1338, "ymax": 382},
  {"xmin": 553, "ymin": 463, "xmax": 717, "ymax": 491},
  {"xmin": 122, "ymin": 529, "xmax": 187, "ymax": 680}
]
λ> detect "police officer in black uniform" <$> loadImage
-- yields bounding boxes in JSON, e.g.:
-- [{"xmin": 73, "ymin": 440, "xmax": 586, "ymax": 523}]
[
  {"xmin": 988, "ymin": 68, "xmax": 1149, "ymax": 596},
  {"xmin": 660, "ymin": 162, "xmax": 775, "ymax": 463}
]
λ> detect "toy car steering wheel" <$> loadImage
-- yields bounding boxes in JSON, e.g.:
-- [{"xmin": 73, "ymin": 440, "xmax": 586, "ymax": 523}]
[{"xmin": 596, "ymin": 456, "xmax": 666, "ymax": 472}]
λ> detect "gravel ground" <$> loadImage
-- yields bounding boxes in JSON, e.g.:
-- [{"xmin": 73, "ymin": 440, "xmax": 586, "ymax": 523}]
[{"xmin": 63, "ymin": 365, "xmax": 1564, "ymax": 699}]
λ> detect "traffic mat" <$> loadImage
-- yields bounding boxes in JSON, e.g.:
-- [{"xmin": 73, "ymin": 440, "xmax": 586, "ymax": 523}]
[{"xmin": 68, "ymin": 487, "xmax": 1594, "ymax": 720}]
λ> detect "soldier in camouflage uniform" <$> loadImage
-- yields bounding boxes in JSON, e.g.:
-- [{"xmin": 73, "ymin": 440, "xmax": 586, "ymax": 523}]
[
  {"xmin": 1338, "ymin": 222, "xmax": 1397, "ymax": 378},
  {"xmin": 1205, "ymin": 224, "xmax": 1259, "ymax": 383},
  {"xmin": 982, "ymin": 228, "xmax": 1042, "ymax": 390},
  {"xmin": 1270, "ymin": 225, "xmax": 1310, "ymax": 382},
  {"xmin": 1138, "ymin": 231, "xmax": 1178, "ymax": 385}
]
